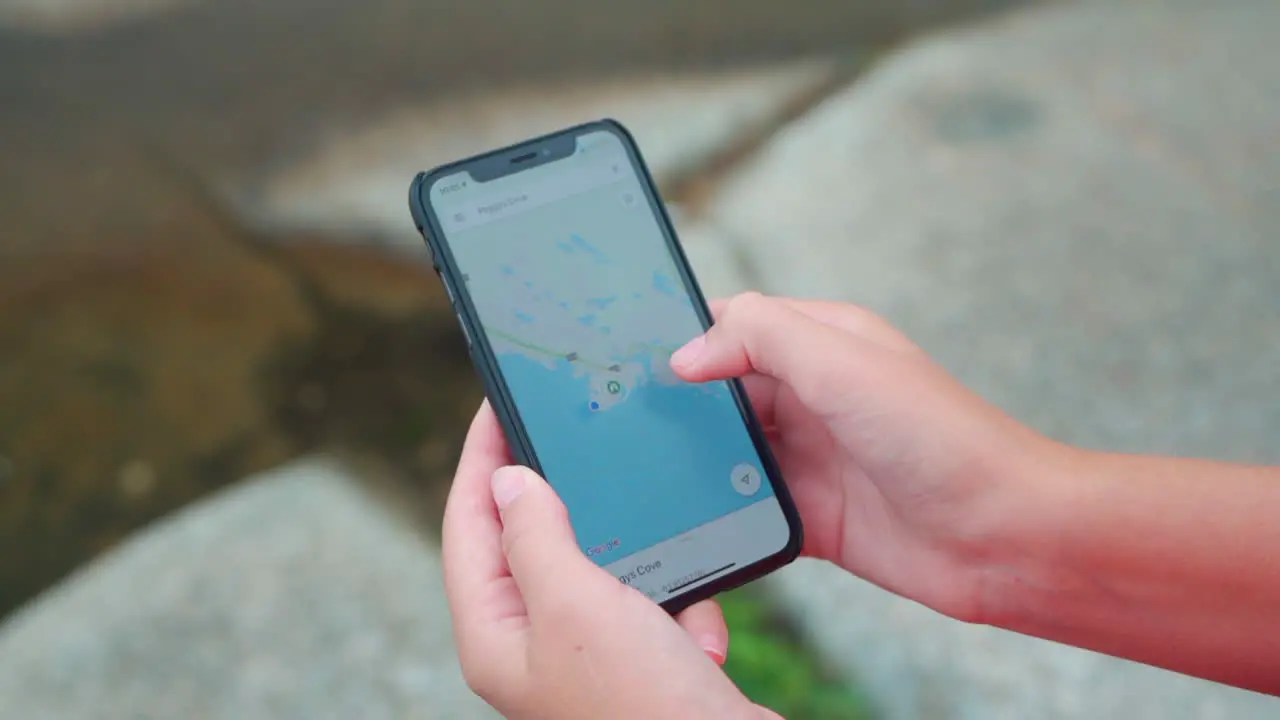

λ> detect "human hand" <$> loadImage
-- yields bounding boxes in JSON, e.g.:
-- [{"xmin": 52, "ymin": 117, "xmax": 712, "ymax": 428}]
[
  {"xmin": 441, "ymin": 402, "xmax": 778, "ymax": 720},
  {"xmin": 671, "ymin": 293, "xmax": 1055, "ymax": 621}
]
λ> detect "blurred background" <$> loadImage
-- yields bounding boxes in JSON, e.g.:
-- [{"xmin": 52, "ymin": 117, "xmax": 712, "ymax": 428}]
[{"xmin": 1, "ymin": 0, "xmax": 1277, "ymax": 718}]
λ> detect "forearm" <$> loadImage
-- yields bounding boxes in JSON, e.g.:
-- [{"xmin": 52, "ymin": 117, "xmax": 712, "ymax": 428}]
[{"xmin": 982, "ymin": 446, "xmax": 1280, "ymax": 694}]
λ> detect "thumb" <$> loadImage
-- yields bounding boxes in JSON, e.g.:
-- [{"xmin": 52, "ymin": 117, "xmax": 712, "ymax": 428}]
[
  {"xmin": 491, "ymin": 465, "xmax": 600, "ymax": 614},
  {"xmin": 671, "ymin": 292, "xmax": 873, "ymax": 420}
]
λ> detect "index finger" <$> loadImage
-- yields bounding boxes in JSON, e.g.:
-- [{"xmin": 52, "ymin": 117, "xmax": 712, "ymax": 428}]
[
  {"xmin": 708, "ymin": 295, "xmax": 917, "ymax": 353},
  {"xmin": 682, "ymin": 293, "xmax": 876, "ymax": 422}
]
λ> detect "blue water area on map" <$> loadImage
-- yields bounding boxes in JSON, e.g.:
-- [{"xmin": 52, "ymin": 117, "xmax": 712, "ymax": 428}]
[
  {"xmin": 570, "ymin": 234, "xmax": 610, "ymax": 264},
  {"xmin": 495, "ymin": 352, "xmax": 775, "ymax": 563},
  {"xmin": 651, "ymin": 270, "xmax": 677, "ymax": 296}
]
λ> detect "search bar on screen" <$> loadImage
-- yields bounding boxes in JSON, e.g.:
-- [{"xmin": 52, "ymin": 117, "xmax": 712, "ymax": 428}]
[{"xmin": 437, "ymin": 159, "xmax": 624, "ymax": 233}]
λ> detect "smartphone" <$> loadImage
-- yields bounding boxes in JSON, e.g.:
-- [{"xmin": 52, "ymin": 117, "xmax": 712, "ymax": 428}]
[{"xmin": 408, "ymin": 119, "xmax": 802, "ymax": 613}]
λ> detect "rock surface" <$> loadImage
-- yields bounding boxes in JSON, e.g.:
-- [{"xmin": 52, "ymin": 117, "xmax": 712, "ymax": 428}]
[
  {"xmin": 768, "ymin": 562, "xmax": 1279, "ymax": 720},
  {"xmin": 0, "ymin": 244, "xmax": 312, "ymax": 617},
  {"xmin": 0, "ymin": 0, "xmax": 189, "ymax": 33},
  {"xmin": 677, "ymin": 220, "xmax": 764, "ymax": 300},
  {"xmin": 0, "ymin": 458, "xmax": 498, "ymax": 719},
  {"xmin": 0, "ymin": 225, "xmax": 476, "ymax": 620},
  {"xmin": 248, "ymin": 61, "xmax": 842, "ymax": 252},
  {"xmin": 705, "ymin": 0, "xmax": 1280, "ymax": 461},
  {"xmin": 694, "ymin": 0, "xmax": 1280, "ymax": 717}
]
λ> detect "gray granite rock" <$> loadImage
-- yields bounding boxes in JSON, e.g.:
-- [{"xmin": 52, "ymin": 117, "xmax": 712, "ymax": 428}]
[
  {"xmin": 678, "ymin": 218, "xmax": 765, "ymax": 300},
  {"xmin": 248, "ymin": 61, "xmax": 839, "ymax": 253},
  {"xmin": 699, "ymin": 0, "xmax": 1280, "ymax": 717},
  {"xmin": 0, "ymin": 0, "xmax": 190, "ymax": 33},
  {"xmin": 768, "ymin": 561, "xmax": 1278, "ymax": 720},
  {"xmin": 708, "ymin": 0, "xmax": 1280, "ymax": 462},
  {"xmin": 0, "ymin": 458, "xmax": 498, "ymax": 720}
]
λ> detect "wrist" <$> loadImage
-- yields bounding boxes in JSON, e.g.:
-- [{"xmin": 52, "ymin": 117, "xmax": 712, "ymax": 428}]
[
  {"xmin": 964, "ymin": 436, "xmax": 1094, "ymax": 628},
  {"xmin": 965, "ymin": 447, "xmax": 1280, "ymax": 693}
]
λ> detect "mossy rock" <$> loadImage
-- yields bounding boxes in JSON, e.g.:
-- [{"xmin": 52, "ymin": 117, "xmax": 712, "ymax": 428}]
[
  {"xmin": 0, "ymin": 249, "xmax": 313, "ymax": 618},
  {"xmin": 0, "ymin": 235, "xmax": 481, "ymax": 620}
]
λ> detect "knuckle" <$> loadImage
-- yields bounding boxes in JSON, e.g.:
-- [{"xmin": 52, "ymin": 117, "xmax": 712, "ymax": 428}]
[
  {"xmin": 718, "ymin": 292, "xmax": 772, "ymax": 336},
  {"xmin": 719, "ymin": 291, "xmax": 778, "ymax": 367},
  {"xmin": 845, "ymin": 305, "xmax": 918, "ymax": 352},
  {"xmin": 499, "ymin": 522, "xmax": 525, "ymax": 562},
  {"xmin": 459, "ymin": 649, "xmax": 529, "ymax": 712},
  {"xmin": 459, "ymin": 651, "xmax": 502, "ymax": 700},
  {"xmin": 499, "ymin": 498, "xmax": 568, "ymax": 558},
  {"xmin": 542, "ymin": 492, "xmax": 572, "ymax": 525},
  {"xmin": 722, "ymin": 291, "xmax": 767, "ymax": 322}
]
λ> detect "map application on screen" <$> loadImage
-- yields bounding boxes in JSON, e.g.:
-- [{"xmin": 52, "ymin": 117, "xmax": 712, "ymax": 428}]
[{"xmin": 430, "ymin": 129, "xmax": 791, "ymax": 601}]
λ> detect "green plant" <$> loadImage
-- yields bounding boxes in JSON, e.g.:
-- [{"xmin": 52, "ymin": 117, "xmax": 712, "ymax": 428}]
[{"xmin": 720, "ymin": 586, "xmax": 873, "ymax": 720}]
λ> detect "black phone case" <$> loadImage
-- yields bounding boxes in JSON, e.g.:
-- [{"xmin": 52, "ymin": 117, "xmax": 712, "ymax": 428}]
[{"xmin": 408, "ymin": 118, "xmax": 803, "ymax": 614}]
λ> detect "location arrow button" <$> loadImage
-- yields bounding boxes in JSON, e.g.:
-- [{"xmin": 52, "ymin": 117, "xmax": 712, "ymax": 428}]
[{"xmin": 729, "ymin": 463, "xmax": 762, "ymax": 496}]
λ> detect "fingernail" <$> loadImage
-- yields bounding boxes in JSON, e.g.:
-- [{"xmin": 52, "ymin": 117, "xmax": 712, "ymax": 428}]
[
  {"xmin": 491, "ymin": 466, "xmax": 526, "ymax": 510},
  {"xmin": 699, "ymin": 635, "xmax": 727, "ymax": 665},
  {"xmin": 670, "ymin": 334, "xmax": 706, "ymax": 370}
]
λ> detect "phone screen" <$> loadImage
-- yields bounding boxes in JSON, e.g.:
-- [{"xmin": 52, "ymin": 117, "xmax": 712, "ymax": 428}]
[{"xmin": 428, "ymin": 127, "xmax": 793, "ymax": 603}]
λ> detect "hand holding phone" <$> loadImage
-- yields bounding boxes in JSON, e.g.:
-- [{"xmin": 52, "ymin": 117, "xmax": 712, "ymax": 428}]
[
  {"xmin": 441, "ymin": 402, "xmax": 769, "ymax": 720},
  {"xmin": 418, "ymin": 127, "xmax": 1280, "ymax": 709}
]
